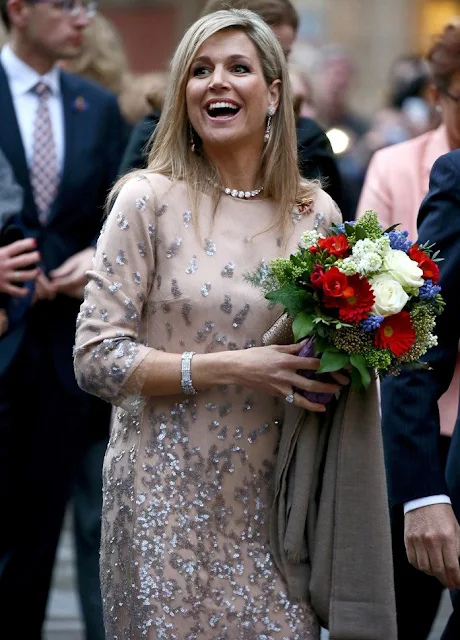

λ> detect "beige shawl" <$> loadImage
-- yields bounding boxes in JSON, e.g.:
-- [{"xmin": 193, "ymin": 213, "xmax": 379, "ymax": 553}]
[{"xmin": 265, "ymin": 320, "xmax": 397, "ymax": 639}]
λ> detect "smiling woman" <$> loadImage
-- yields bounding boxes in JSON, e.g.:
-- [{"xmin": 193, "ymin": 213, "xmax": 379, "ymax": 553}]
[{"xmin": 73, "ymin": 8, "xmax": 393, "ymax": 640}]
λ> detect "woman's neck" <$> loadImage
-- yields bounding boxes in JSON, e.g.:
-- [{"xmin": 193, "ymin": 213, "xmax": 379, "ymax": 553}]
[{"xmin": 205, "ymin": 145, "xmax": 264, "ymax": 193}]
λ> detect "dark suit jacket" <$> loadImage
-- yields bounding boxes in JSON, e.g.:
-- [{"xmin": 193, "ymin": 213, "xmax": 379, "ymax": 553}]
[
  {"xmin": 0, "ymin": 62, "xmax": 125, "ymax": 385},
  {"xmin": 118, "ymin": 109, "xmax": 344, "ymax": 212},
  {"xmin": 380, "ymin": 149, "xmax": 460, "ymax": 510}
]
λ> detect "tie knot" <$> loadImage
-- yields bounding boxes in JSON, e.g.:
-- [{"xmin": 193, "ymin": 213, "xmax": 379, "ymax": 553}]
[{"xmin": 34, "ymin": 81, "xmax": 51, "ymax": 98}]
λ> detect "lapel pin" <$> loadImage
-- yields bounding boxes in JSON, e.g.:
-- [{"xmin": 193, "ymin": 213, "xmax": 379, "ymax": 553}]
[{"xmin": 73, "ymin": 96, "xmax": 88, "ymax": 112}]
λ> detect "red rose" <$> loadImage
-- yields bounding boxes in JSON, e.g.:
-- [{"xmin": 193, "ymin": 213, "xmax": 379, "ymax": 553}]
[
  {"xmin": 408, "ymin": 245, "xmax": 441, "ymax": 283},
  {"xmin": 374, "ymin": 311, "xmax": 416, "ymax": 357},
  {"xmin": 321, "ymin": 266, "xmax": 352, "ymax": 298},
  {"xmin": 308, "ymin": 245, "xmax": 319, "ymax": 254},
  {"xmin": 318, "ymin": 234, "xmax": 350, "ymax": 258},
  {"xmin": 311, "ymin": 264, "xmax": 325, "ymax": 288}
]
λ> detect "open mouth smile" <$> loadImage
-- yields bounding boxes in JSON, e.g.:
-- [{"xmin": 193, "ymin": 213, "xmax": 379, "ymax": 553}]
[{"xmin": 205, "ymin": 101, "xmax": 241, "ymax": 120}]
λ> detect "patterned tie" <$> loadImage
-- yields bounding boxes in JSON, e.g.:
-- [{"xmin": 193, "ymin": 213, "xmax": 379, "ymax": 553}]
[{"xmin": 30, "ymin": 82, "xmax": 58, "ymax": 225}]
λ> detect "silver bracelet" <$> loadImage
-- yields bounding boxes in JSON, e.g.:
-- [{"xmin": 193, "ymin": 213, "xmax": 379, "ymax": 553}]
[{"xmin": 181, "ymin": 351, "xmax": 197, "ymax": 395}]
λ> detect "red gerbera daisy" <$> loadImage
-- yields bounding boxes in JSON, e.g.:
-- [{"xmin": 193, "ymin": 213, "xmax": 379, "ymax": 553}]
[
  {"xmin": 374, "ymin": 311, "xmax": 416, "ymax": 357},
  {"xmin": 323, "ymin": 274, "xmax": 375, "ymax": 323}
]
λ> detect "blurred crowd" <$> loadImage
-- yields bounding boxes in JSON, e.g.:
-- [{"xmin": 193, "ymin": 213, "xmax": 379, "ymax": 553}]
[{"xmin": 2, "ymin": 0, "xmax": 460, "ymax": 639}]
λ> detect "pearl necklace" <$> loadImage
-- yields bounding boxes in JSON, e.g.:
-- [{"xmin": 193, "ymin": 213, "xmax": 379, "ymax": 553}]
[{"xmin": 222, "ymin": 186, "xmax": 264, "ymax": 199}]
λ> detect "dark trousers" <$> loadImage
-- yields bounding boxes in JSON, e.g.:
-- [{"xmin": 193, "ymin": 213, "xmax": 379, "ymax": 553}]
[
  {"xmin": 441, "ymin": 423, "xmax": 460, "ymax": 638},
  {"xmin": 392, "ymin": 434, "xmax": 451, "ymax": 639},
  {"xmin": 392, "ymin": 507, "xmax": 445, "ymax": 639},
  {"xmin": 73, "ymin": 428, "xmax": 109, "ymax": 640},
  {"xmin": 0, "ymin": 331, "xmax": 91, "ymax": 639}
]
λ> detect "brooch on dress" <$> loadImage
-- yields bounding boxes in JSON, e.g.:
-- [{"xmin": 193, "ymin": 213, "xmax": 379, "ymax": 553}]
[{"xmin": 291, "ymin": 196, "xmax": 314, "ymax": 224}]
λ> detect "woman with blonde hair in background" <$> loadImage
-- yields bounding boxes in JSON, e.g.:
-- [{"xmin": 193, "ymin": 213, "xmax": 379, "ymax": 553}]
[
  {"xmin": 74, "ymin": 8, "xmax": 395, "ymax": 638},
  {"xmin": 358, "ymin": 20, "xmax": 460, "ymax": 640}
]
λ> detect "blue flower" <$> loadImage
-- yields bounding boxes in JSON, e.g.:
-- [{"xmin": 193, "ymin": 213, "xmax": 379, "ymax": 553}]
[
  {"xmin": 419, "ymin": 279, "xmax": 441, "ymax": 300},
  {"xmin": 385, "ymin": 230, "xmax": 412, "ymax": 252},
  {"xmin": 336, "ymin": 221, "xmax": 355, "ymax": 234},
  {"xmin": 360, "ymin": 316, "xmax": 384, "ymax": 332}
]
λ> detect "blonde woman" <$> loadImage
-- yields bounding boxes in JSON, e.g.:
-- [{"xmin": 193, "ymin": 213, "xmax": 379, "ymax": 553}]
[{"xmin": 74, "ymin": 10, "xmax": 368, "ymax": 638}]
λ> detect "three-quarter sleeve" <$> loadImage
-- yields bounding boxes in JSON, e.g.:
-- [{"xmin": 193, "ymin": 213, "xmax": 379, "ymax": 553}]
[{"xmin": 74, "ymin": 175, "xmax": 156, "ymax": 413}]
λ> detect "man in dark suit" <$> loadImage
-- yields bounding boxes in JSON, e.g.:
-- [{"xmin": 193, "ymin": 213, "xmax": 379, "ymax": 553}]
[
  {"xmin": 0, "ymin": 1, "xmax": 124, "ymax": 637},
  {"xmin": 381, "ymin": 148, "xmax": 460, "ymax": 639}
]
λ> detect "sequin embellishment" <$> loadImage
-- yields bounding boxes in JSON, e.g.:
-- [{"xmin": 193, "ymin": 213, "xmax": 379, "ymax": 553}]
[
  {"xmin": 232, "ymin": 304, "xmax": 250, "ymax": 328},
  {"xmin": 136, "ymin": 195, "xmax": 149, "ymax": 212},
  {"xmin": 221, "ymin": 262, "xmax": 236, "ymax": 278},
  {"xmin": 186, "ymin": 256, "xmax": 198, "ymax": 274},
  {"xmin": 201, "ymin": 282, "xmax": 211, "ymax": 297},
  {"xmin": 183, "ymin": 210, "xmax": 192, "ymax": 228},
  {"xmin": 166, "ymin": 237, "xmax": 182, "ymax": 259},
  {"xmin": 204, "ymin": 238, "xmax": 217, "ymax": 256}
]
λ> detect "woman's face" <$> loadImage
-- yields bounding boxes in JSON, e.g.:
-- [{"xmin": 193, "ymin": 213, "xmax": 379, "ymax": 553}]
[
  {"xmin": 439, "ymin": 71, "xmax": 460, "ymax": 148},
  {"xmin": 186, "ymin": 29, "xmax": 280, "ymax": 155}
]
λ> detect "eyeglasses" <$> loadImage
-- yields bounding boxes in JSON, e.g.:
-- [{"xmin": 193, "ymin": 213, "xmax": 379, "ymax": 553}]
[{"xmin": 30, "ymin": 0, "xmax": 98, "ymax": 18}]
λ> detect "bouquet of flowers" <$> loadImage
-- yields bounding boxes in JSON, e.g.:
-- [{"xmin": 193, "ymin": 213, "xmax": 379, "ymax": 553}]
[{"xmin": 247, "ymin": 210, "xmax": 445, "ymax": 402}]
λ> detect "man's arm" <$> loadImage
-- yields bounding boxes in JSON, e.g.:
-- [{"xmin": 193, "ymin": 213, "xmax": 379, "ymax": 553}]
[
  {"xmin": 382, "ymin": 151, "xmax": 460, "ymax": 507},
  {"xmin": 382, "ymin": 149, "xmax": 460, "ymax": 588},
  {"xmin": 50, "ymin": 94, "xmax": 126, "ymax": 299}
]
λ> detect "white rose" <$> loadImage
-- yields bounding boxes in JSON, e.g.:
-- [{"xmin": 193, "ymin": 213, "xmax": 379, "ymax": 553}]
[
  {"xmin": 370, "ymin": 274, "xmax": 409, "ymax": 317},
  {"xmin": 383, "ymin": 249, "xmax": 424, "ymax": 291}
]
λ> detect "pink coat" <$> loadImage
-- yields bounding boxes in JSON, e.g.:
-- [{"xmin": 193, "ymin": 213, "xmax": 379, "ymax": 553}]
[{"xmin": 357, "ymin": 125, "xmax": 459, "ymax": 436}]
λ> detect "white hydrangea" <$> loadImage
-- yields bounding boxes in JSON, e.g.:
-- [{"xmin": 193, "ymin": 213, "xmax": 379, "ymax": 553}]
[
  {"xmin": 356, "ymin": 252, "xmax": 383, "ymax": 275},
  {"xmin": 345, "ymin": 237, "xmax": 390, "ymax": 275},
  {"xmin": 375, "ymin": 236, "xmax": 391, "ymax": 256},
  {"xmin": 427, "ymin": 334, "xmax": 438, "ymax": 348},
  {"xmin": 352, "ymin": 238, "xmax": 380, "ymax": 258},
  {"xmin": 300, "ymin": 229, "xmax": 324, "ymax": 247},
  {"xmin": 337, "ymin": 258, "xmax": 358, "ymax": 275}
]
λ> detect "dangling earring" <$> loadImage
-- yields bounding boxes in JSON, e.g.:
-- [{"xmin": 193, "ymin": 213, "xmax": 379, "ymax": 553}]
[
  {"xmin": 189, "ymin": 123, "xmax": 197, "ymax": 154},
  {"xmin": 436, "ymin": 104, "xmax": 442, "ymax": 113},
  {"xmin": 264, "ymin": 106, "xmax": 276, "ymax": 143}
]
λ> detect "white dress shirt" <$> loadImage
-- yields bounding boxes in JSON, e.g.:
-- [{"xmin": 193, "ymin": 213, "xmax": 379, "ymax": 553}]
[
  {"xmin": 0, "ymin": 44, "xmax": 65, "ymax": 173},
  {"xmin": 404, "ymin": 494, "xmax": 451, "ymax": 515}
]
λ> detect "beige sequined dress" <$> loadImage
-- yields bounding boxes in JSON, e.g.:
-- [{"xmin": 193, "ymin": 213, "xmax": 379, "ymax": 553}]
[{"xmin": 74, "ymin": 174, "xmax": 341, "ymax": 639}]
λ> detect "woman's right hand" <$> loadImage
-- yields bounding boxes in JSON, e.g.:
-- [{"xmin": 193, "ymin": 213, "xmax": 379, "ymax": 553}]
[
  {"xmin": 0, "ymin": 238, "xmax": 40, "ymax": 296},
  {"xmin": 232, "ymin": 341, "xmax": 348, "ymax": 413}
]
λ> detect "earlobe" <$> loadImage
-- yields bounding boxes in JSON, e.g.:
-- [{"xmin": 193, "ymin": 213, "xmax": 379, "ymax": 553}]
[{"xmin": 268, "ymin": 78, "xmax": 281, "ymax": 110}]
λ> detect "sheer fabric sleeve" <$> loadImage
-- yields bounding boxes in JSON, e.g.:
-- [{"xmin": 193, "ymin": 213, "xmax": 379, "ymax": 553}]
[{"xmin": 74, "ymin": 175, "xmax": 156, "ymax": 414}]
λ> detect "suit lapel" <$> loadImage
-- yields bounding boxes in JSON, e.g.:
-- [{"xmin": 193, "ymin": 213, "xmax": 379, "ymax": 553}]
[{"xmin": 0, "ymin": 63, "xmax": 37, "ymax": 224}]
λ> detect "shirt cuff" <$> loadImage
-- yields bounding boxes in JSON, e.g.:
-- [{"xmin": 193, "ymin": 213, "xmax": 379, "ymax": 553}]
[{"xmin": 404, "ymin": 495, "xmax": 452, "ymax": 515}]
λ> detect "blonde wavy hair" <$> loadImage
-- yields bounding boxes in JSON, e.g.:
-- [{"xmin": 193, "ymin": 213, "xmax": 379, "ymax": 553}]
[{"xmin": 112, "ymin": 9, "xmax": 317, "ymax": 237}]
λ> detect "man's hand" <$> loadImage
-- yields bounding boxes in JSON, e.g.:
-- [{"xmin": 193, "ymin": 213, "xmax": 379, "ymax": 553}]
[
  {"xmin": 405, "ymin": 503, "xmax": 460, "ymax": 589},
  {"xmin": 33, "ymin": 271, "xmax": 57, "ymax": 304},
  {"xmin": 0, "ymin": 238, "xmax": 40, "ymax": 297},
  {"xmin": 49, "ymin": 247, "xmax": 94, "ymax": 299}
]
